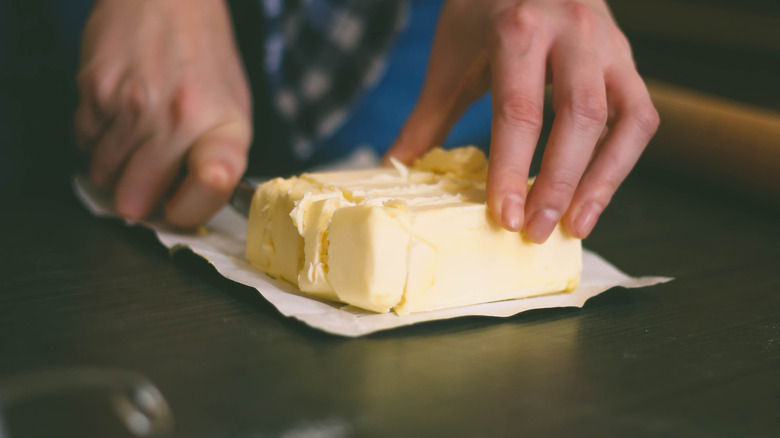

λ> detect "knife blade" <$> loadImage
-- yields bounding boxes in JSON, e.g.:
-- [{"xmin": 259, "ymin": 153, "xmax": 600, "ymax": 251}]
[{"xmin": 229, "ymin": 180, "xmax": 256, "ymax": 217}]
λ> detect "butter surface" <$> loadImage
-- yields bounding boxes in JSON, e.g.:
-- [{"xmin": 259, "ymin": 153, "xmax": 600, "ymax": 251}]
[{"xmin": 246, "ymin": 146, "xmax": 582, "ymax": 314}]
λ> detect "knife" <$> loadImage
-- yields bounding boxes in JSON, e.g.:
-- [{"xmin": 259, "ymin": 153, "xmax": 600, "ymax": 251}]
[{"xmin": 229, "ymin": 179, "xmax": 256, "ymax": 217}]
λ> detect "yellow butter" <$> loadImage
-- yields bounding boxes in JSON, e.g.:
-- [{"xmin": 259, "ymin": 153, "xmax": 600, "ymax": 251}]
[
  {"xmin": 328, "ymin": 204, "xmax": 412, "ymax": 313},
  {"xmin": 246, "ymin": 146, "xmax": 582, "ymax": 314}
]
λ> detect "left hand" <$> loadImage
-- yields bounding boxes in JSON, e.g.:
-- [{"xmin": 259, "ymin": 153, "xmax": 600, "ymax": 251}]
[
  {"xmin": 384, "ymin": 0, "xmax": 659, "ymax": 243},
  {"xmin": 75, "ymin": 0, "xmax": 252, "ymax": 229}
]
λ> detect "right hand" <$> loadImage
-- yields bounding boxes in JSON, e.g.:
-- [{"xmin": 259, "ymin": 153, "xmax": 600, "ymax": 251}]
[
  {"xmin": 76, "ymin": 0, "xmax": 252, "ymax": 228},
  {"xmin": 385, "ymin": 0, "xmax": 659, "ymax": 243}
]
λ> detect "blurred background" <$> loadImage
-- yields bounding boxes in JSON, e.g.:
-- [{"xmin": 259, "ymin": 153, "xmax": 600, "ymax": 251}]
[{"xmin": 1, "ymin": 0, "xmax": 778, "ymax": 199}]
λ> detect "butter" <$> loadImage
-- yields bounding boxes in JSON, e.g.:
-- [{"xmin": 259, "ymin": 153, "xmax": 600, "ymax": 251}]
[
  {"xmin": 246, "ymin": 146, "xmax": 582, "ymax": 314},
  {"xmin": 328, "ymin": 204, "xmax": 412, "ymax": 313}
]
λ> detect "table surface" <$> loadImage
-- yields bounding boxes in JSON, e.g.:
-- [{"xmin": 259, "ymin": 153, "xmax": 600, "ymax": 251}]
[{"xmin": 1, "ymin": 165, "xmax": 779, "ymax": 438}]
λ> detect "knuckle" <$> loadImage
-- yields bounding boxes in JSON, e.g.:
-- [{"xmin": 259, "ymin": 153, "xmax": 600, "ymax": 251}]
[
  {"xmin": 122, "ymin": 77, "xmax": 155, "ymax": 118},
  {"xmin": 94, "ymin": 91, "xmax": 114, "ymax": 115},
  {"xmin": 492, "ymin": 5, "xmax": 540, "ymax": 49},
  {"xmin": 170, "ymin": 84, "xmax": 205, "ymax": 132},
  {"xmin": 600, "ymin": 173, "xmax": 623, "ymax": 196},
  {"xmin": 498, "ymin": 93, "xmax": 544, "ymax": 130},
  {"xmin": 511, "ymin": 3, "xmax": 542, "ymax": 30},
  {"xmin": 90, "ymin": 74, "xmax": 117, "ymax": 111},
  {"xmin": 566, "ymin": 90, "xmax": 608, "ymax": 128},
  {"xmin": 588, "ymin": 168, "xmax": 623, "ymax": 200},
  {"xmin": 629, "ymin": 102, "xmax": 661, "ymax": 136},
  {"xmin": 610, "ymin": 27, "xmax": 633, "ymax": 56},
  {"xmin": 490, "ymin": 164, "xmax": 528, "ymax": 187},
  {"xmin": 562, "ymin": 1, "xmax": 596, "ymax": 31},
  {"xmin": 545, "ymin": 175, "xmax": 579, "ymax": 198},
  {"xmin": 77, "ymin": 66, "xmax": 134, "ymax": 117}
]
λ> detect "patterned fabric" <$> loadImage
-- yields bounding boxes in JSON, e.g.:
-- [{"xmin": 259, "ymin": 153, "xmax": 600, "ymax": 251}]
[{"xmin": 260, "ymin": 0, "xmax": 409, "ymax": 160}]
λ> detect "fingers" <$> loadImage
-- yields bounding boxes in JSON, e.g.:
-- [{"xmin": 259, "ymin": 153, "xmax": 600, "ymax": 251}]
[
  {"xmin": 383, "ymin": 105, "xmax": 448, "ymax": 166},
  {"xmin": 88, "ymin": 77, "xmax": 157, "ymax": 189},
  {"xmin": 523, "ymin": 27, "xmax": 608, "ymax": 243},
  {"xmin": 85, "ymin": 97, "xmax": 249, "ymax": 229},
  {"xmin": 74, "ymin": 102, "xmax": 104, "ymax": 152},
  {"xmin": 384, "ymin": 2, "xmax": 491, "ymax": 165},
  {"xmin": 164, "ymin": 121, "xmax": 250, "ymax": 228},
  {"xmin": 74, "ymin": 0, "xmax": 253, "ymax": 230},
  {"xmin": 563, "ymin": 66, "xmax": 659, "ymax": 238},
  {"xmin": 79, "ymin": 66, "xmax": 251, "ymax": 228},
  {"xmin": 75, "ymin": 68, "xmax": 120, "ymax": 152},
  {"xmin": 385, "ymin": 56, "xmax": 490, "ymax": 165},
  {"xmin": 486, "ymin": 7, "xmax": 549, "ymax": 231},
  {"xmin": 112, "ymin": 132, "xmax": 183, "ymax": 221},
  {"xmin": 386, "ymin": 2, "xmax": 651, "ymax": 242},
  {"xmin": 88, "ymin": 111, "xmax": 141, "ymax": 189}
]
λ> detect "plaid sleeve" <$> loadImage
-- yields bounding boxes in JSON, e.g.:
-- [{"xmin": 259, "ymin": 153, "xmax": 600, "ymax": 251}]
[{"xmin": 260, "ymin": 0, "xmax": 409, "ymax": 160}]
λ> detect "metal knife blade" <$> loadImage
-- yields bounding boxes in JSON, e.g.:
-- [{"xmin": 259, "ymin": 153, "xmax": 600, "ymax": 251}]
[{"xmin": 229, "ymin": 180, "xmax": 256, "ymax": 217}]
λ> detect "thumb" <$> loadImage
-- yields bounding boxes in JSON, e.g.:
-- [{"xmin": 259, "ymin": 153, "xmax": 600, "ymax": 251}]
[
  {"xmin": 383, "ymin": 94, "xmax": 449, "ymax": 165},
  {"xmin": 165, "ymin": 120, "xmax": 251, "ymax": 228},
  {"xmin": 384, "ymin": 50, "xmax": 490, "ymax": 166}
]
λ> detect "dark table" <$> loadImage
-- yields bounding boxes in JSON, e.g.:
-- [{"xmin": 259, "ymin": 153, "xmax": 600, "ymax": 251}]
[{"xmin": 1, "ymin": 163, "xmax": 778, "ymax": 437}]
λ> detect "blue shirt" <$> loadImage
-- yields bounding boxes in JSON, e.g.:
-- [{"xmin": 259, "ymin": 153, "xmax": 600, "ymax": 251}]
[{"xmin": 310, "ymin": 0, "xmax": 492, "ymax": 164}]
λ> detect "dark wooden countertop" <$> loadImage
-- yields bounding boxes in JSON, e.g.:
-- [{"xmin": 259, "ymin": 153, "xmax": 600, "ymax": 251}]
[{"xmin": 1, "ymin": 164, "xmax": 778, "ymax": 437}]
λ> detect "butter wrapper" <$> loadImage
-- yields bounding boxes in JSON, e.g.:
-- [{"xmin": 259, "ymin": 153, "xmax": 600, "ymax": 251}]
[{"xmin": 73, "ymin": 172, "xmax": 671, "ymax": 337}]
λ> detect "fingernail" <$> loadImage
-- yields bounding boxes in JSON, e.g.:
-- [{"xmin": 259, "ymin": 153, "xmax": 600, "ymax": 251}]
[
  {"xmin": 501, "ymin": 194, "xmax": 525, "ymax": 231},
  {"xmin": 525, "ymin": 208, "xmax": 561, "ymax": 243},
  {"xmin": 574, "ymin": 202, "xmax": 601, "ymax": 238}
]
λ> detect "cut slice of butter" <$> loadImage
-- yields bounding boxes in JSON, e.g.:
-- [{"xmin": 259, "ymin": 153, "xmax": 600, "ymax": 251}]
[{"xmin": 246, "ymin": 146, "xmax": 582, "ymax": 315}]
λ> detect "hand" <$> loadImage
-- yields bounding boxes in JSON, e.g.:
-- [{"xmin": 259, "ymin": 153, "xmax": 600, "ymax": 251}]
[
  {"xmin": 76, "ymin": 0, "xmax": 252, "ymax": 228},
  {"xmin": 385, "ymin": 0, "xmax": 659, "ymax": 242}
]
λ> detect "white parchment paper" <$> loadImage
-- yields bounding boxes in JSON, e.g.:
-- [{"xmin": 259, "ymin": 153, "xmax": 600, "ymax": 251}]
[{"xmin": 73, "ymin": 168, "xmax": 671, "ymax": 337}]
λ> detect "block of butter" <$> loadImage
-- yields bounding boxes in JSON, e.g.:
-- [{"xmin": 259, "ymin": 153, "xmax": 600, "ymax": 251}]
[{"xmin": 246, "ymin": 146, "xmax": 582, "ymax": 315}]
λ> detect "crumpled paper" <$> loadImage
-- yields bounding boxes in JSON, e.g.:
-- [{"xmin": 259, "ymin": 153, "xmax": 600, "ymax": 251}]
[{"xmin": 73, "ymin": 165, "xmax": 671, "ymax": 337}]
